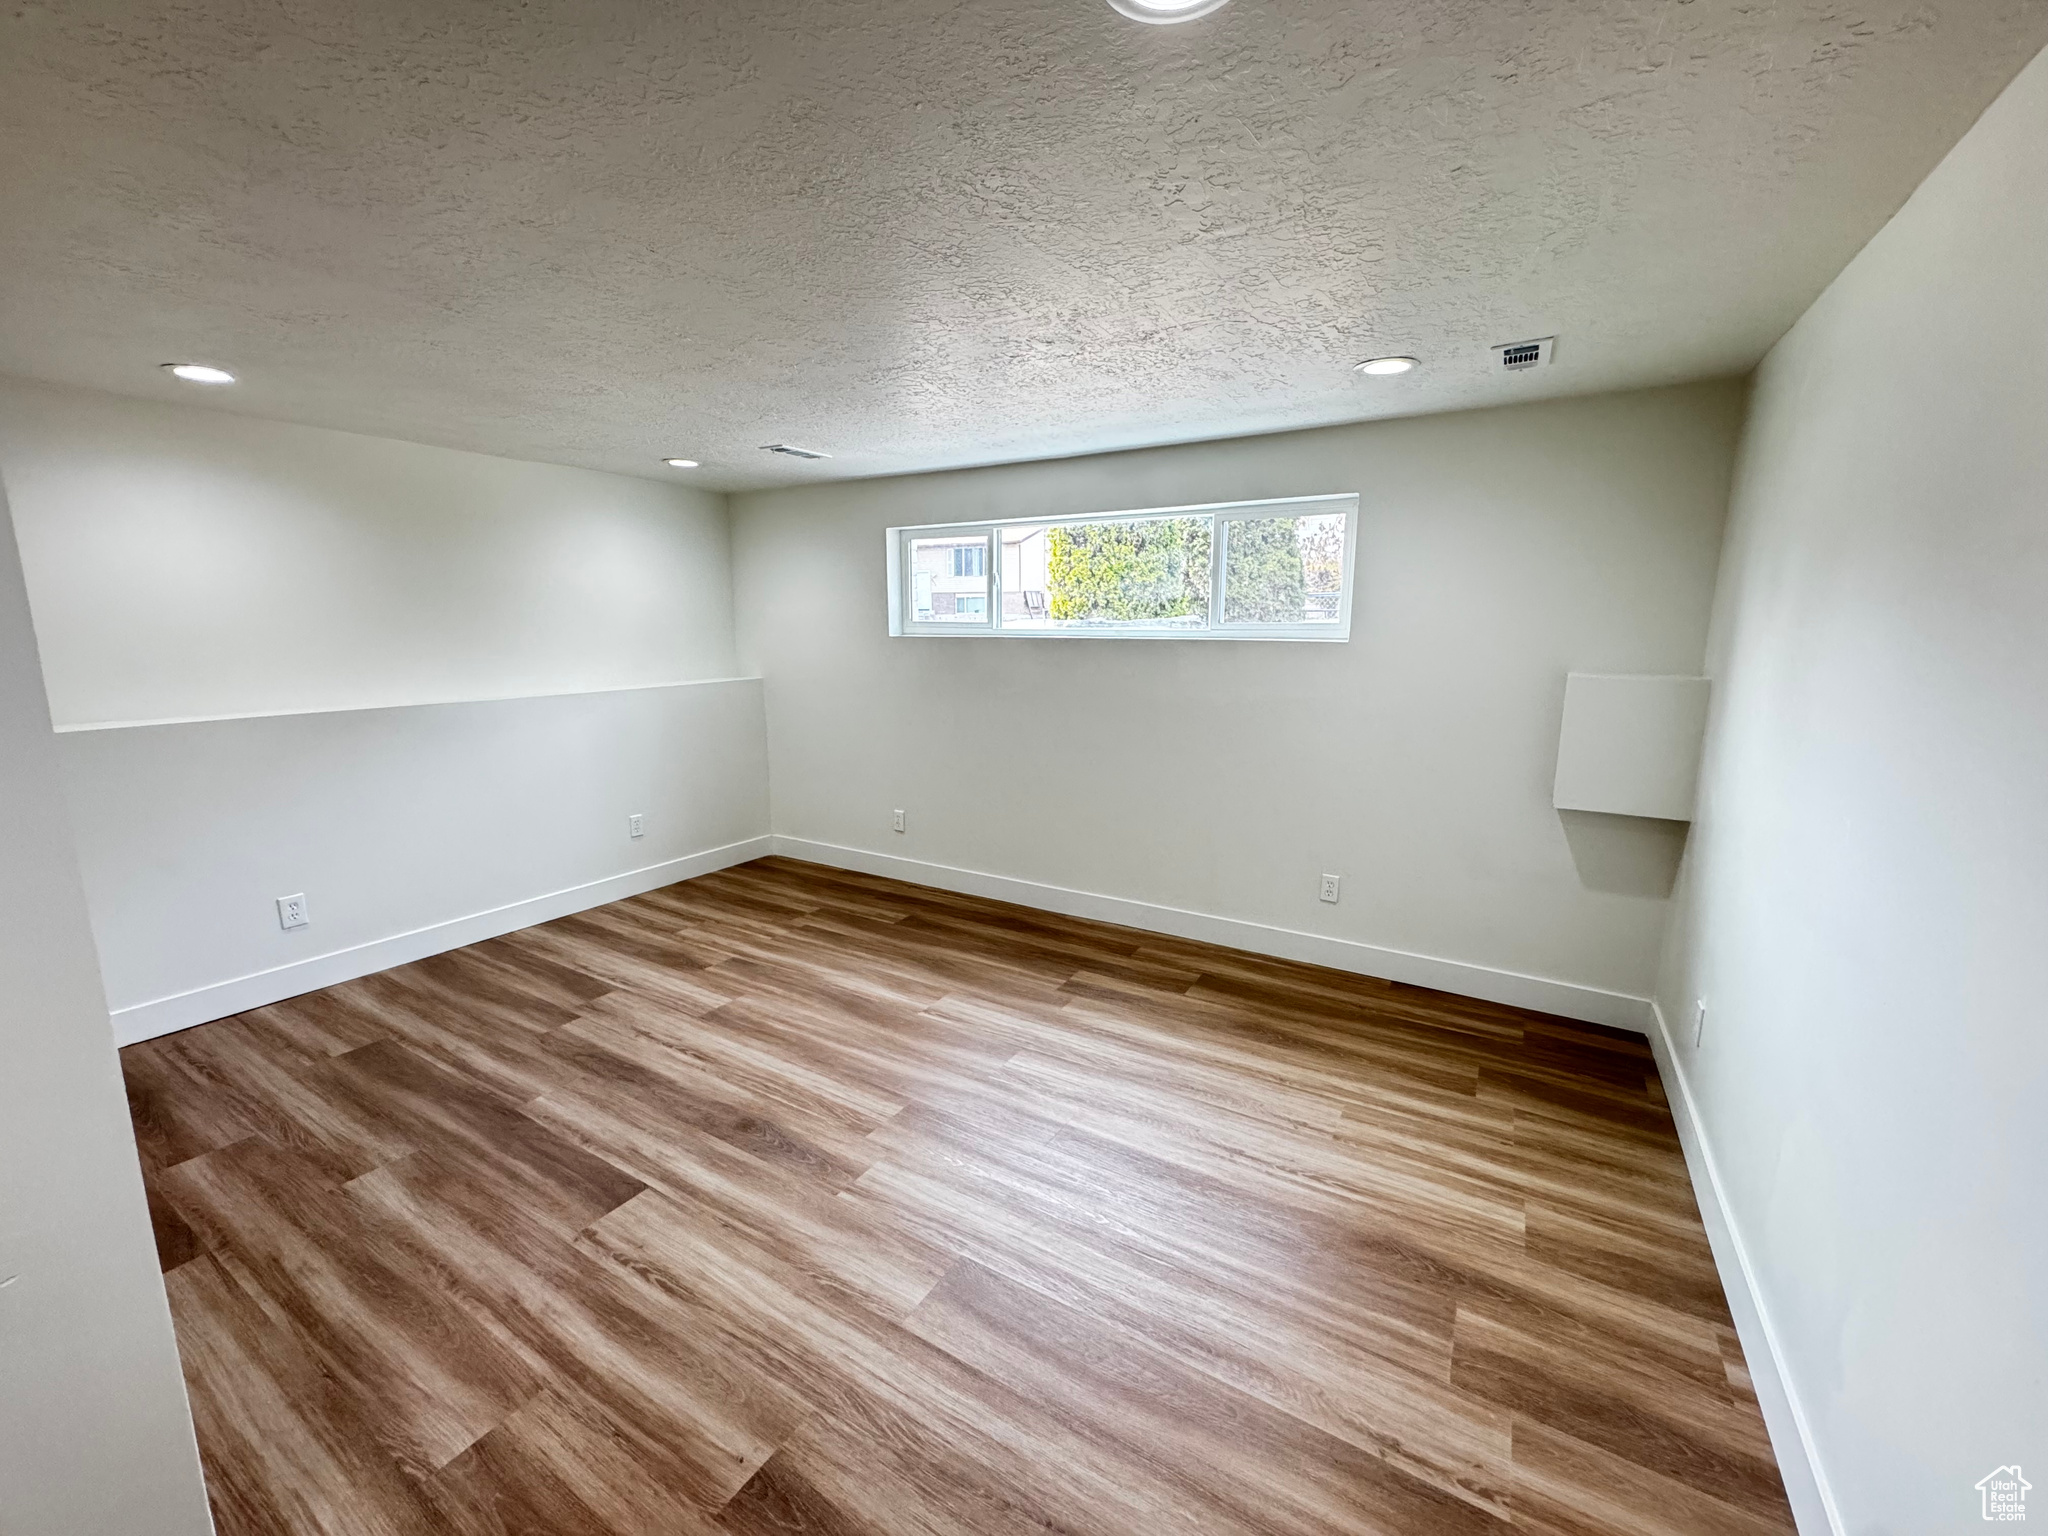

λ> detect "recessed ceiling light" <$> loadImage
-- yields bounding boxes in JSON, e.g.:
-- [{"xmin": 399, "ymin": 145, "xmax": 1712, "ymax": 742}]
[
  {"xmin": 1105, "ymin": 0, "xmax": 1230, "ymax": 23},
  {"xmin": 662, "ymin": 458, "xmax": 700, "ymax": 469},
  {"xmin": 162, "ymin": 363, "xmax": 236, "ymax": 385},
  {"xmin": 1355, "ymin": 356, "xmax": 1419, "ymax": 376}
]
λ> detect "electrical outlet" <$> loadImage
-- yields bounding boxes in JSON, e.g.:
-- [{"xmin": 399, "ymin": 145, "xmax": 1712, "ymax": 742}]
[
  {"xmin": 628, "ymin": 813, "xmax": 645, "ymax": 839},
  {"xmin": 1693, "ymin": 1000, "xmax": 1708, "ymax": 1047},
  {"xmin": 892, "ymin": 809, "xmax": 906, "ymax": 833},
  {"xmin": 277, "ymin": 893, "xmax": 309, "ymax": 930},
  {"xmin": 1318, "ymin": 873, "xmax": 1342, "ymax": 904}
]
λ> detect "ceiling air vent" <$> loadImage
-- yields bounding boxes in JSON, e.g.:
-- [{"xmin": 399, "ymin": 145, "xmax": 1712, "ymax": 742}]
[
  {"xmin": 1492, "ymin": 336, "xmax": 1555, "ymax": 371},
  {"xmin": 761, "ymin": 442, "xmax": 831, "ymax": 460}
]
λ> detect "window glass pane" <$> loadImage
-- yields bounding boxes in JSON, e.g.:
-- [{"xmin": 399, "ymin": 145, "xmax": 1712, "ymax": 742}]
[
  {"xmin": 895, "ymin": 499, "xmax": 1352, "ymax": 639},
  {"xmin": 1221, "ymin": 512, "xmax": 1345, "ymax": 626},
  {"xmin": 907, "ymin": 535, "xmax": 990, "ymax": 624},
  {"xmin": 1000, "ymin": 516, "xmax": 1211, "ymax": 631}
]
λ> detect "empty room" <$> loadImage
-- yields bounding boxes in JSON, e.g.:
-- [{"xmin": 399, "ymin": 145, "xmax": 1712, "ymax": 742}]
[{"xmin": 2, "ymin": 2, "xmax": 2044, "ymax": 1534}]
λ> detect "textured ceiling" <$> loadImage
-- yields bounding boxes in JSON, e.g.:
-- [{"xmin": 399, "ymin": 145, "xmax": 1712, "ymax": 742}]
[{"xmin": 3, "ymin": 0, "xmax": 2045, "ymax": 490}]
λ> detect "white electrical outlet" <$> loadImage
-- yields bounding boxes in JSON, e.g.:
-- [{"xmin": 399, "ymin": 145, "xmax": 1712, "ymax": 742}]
[
  {"xmin": 628, "ymin": 813, "xmax": 645, "ymax": 839},
  {"xmin": 892, "ymin": 809, "xmax": 906, "ymax": 833},
  {"xmin": 277, "ymin": 893, "xmax": 309, "ymax": 930},
  {"xmin": 1693, "ymin": 1000, "xmax": 1708, "ymax": 1047},
  {"xmin": 1318, "ymin": 873, "xmax": 1342, "ymax": 904}
]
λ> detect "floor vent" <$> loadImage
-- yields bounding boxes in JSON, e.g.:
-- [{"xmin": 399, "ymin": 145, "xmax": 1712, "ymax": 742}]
[
  {"xmin": 761, "ymin": 442, "xmax": 831, "ymax": 460},
  {"xmin": 1493, "ymin": 336, "xmax": 1555, "ymax": 371}
]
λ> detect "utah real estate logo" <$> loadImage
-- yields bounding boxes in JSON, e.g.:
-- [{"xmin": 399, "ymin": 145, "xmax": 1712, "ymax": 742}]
[{"xmin": 1978, "ymin": 1465, "xmax": 2031, "ymax": 1522}]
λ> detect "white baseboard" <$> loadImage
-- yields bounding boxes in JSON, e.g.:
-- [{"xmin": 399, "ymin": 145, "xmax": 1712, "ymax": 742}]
[
  {"xmin": 1646, "ymin": 1000, "xmax": 1842, "ymax": 1536},
  {"xmin": 108, "ymin": 835, "xmax": 773, "ymax": 1046},
  {"xmin": 770, "ymin": 836, "xmax": 1651, "ymax": 1033}
]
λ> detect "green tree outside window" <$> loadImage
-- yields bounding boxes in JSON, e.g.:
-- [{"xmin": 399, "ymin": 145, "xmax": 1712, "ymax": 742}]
[{"xmin": 1045, "ymin": 517, "xmax": 1211, "ymax": 623}]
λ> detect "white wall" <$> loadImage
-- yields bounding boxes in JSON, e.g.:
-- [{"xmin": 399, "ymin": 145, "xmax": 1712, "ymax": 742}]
[
  {"xmin": 0, "ymin": 483, "xmax": 213, "ymax": 1535},
  {"xmin": 734, "ymin": 382, "xmax": 1743, "ymax": 1025},
  {"xmin": 1653, "ymin": 44, "xmax": 2048, "ymax": 1536},
  {"xmin": 0, "ymin": 380, "xmax": 768, "ymax": 1040},
  {"xmin": 63, "ymin": 680, "xmax": 770, "ymax": 1044},
  {"xmin": 0, "ymin": 376, "xmax": 736, "ymax": 726}
]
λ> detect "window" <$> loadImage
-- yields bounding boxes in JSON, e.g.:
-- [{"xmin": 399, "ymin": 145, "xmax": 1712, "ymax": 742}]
[
  {"xmin": 888, "ymin": 495, "xmax": 1356, "ymax": 640},
  {"xmin": 905, "ymin": 533, "xmax": 993, "ymax": 624}
]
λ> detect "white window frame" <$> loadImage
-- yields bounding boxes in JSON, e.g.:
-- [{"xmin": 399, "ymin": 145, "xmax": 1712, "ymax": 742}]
[{"xmin": 887, "ymin": 494, "xmax": 1358, "ymax": 641}]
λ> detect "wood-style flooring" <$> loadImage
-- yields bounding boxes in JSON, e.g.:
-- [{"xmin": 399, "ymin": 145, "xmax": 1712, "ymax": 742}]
[{"xmin": 124, "ymin": 856, "xmax": 1795, "ymax": 1536}]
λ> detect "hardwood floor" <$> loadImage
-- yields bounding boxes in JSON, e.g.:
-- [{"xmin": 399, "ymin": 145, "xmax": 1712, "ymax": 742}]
[{"xmin": 123, "ymin": 857, "xmax": 1796, "ymax": 1536}]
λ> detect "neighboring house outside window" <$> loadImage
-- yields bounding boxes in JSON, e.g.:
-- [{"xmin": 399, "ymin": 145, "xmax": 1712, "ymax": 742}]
[{"xmin": 909, "ymin": 536, "xmax": 991, "ymax": 619}]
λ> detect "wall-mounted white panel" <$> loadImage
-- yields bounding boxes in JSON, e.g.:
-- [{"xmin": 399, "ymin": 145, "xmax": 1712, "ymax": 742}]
[
  {"xmin": 1553, "ymin": 672, "xmax": 1710, "ymax": 820},
  {"xmin": 57, "ymin": 678, "xmax": 770, "ymax": 1042}
]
